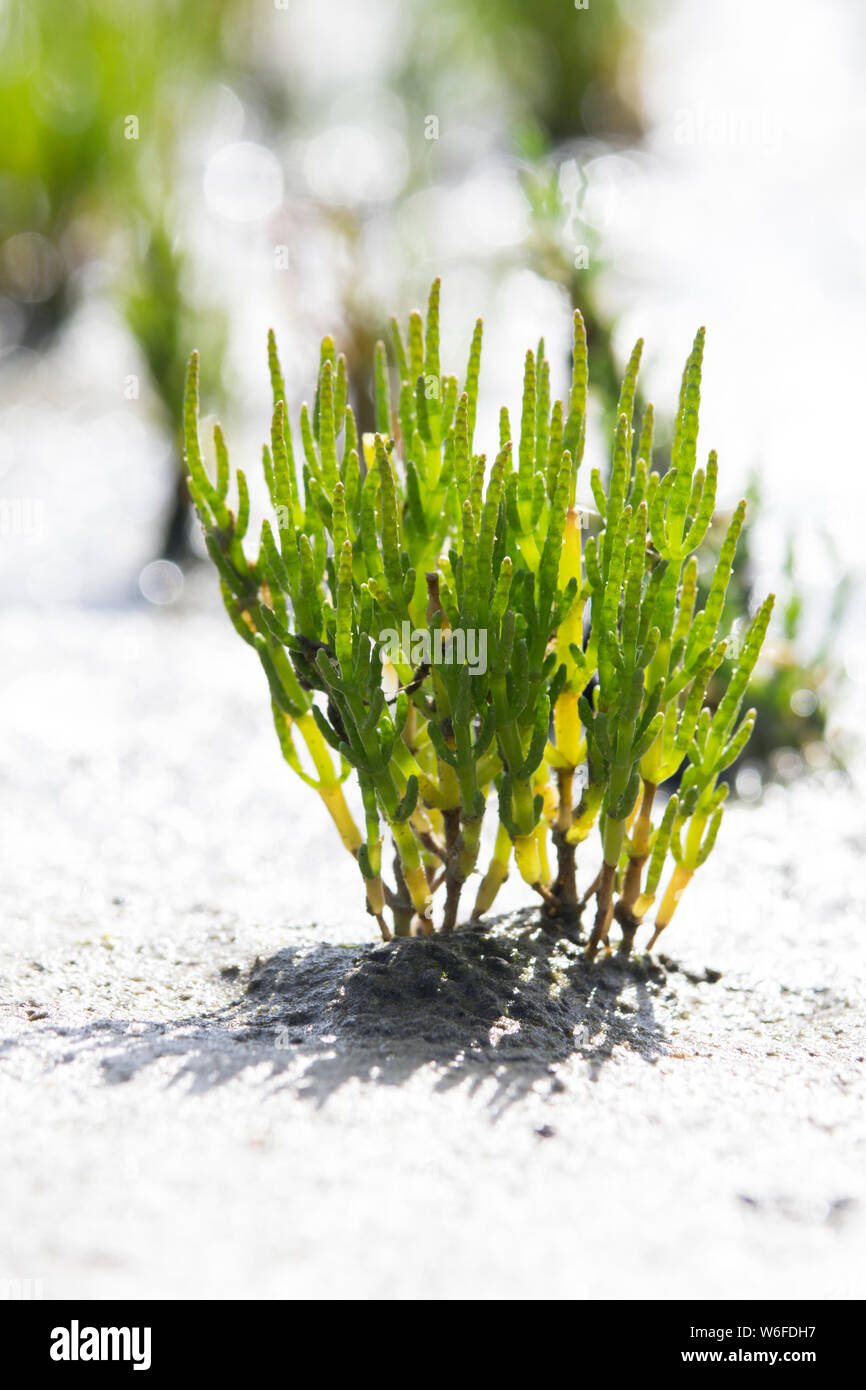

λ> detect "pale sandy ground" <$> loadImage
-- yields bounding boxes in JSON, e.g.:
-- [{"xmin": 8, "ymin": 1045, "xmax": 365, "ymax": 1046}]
[{"xmin": 0, "ymin": 597, "xmax": 864, "ymax": 1301}]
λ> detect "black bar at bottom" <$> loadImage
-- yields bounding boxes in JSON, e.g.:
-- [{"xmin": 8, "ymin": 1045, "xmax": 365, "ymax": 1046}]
[{"xmin": 0, "ymin": 1298, "xmax": 857, "ymax": 1374}]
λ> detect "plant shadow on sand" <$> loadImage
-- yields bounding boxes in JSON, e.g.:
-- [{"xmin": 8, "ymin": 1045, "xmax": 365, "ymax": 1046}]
[{"xmin": 21, "ymin": 911, "xmax": 720, "ymax": 1113}]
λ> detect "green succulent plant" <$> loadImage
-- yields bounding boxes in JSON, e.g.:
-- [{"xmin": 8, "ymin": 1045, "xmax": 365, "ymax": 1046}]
[{"xmin": 184, "ymin": 281, "xmax": 773, "ymax": 955}]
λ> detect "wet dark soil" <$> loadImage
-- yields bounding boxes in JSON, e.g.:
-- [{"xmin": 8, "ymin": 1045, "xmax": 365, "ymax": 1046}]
[{"xmin": 238, "ymin": 909, "xmax": 721, "ymax": 1063}]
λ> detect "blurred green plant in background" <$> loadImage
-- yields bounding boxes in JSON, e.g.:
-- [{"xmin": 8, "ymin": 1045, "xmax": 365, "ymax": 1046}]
[
  {"xmin": 0, "ymin": 0, "xmax": 643, "ymax": 553},
  {"xmin": 0, "ymin": 0, "xmax": 848, "ymax": 785},
  {"xmin": 0, "ymin": 0, "xmax": 245, "ymax": 553},
  {"xmin": 701, "ymin": 490, "xmax": 851, "ymax": 790},
  {"xmin": 411, "ymin": 0, "xmax": 643, "ymax": 145}
]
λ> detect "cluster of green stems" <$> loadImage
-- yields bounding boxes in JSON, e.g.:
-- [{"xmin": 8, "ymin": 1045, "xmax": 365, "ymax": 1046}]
[{"xmin": 184, "ymin": 281, "xmax": 772, "ymax": 956}]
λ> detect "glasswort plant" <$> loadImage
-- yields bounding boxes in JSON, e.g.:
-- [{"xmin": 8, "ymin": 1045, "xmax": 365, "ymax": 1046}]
[{"xmin": 183, "ymin": 281, "xmax": 773, "ymax": 955}]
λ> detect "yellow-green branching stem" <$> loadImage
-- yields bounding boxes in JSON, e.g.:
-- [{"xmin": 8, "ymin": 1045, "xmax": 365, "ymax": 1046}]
[
  {"xmin": 425, "ymin": 442, "xmax": 442, "ymax": 491},
  {"xmin": 387, "ymin": 857, "xmax": 417, "ymax": 938},
  {"xmin": 475, "ymin": 747, "xmax": 504, "ymax": 787},
  {"xmin": 356, "ymin": 776, "xmax": 390, "ymax": 940},
  {"xmin": 443, "ymin": 805, "xmax": 486, "ymax": 929},
  {"xmin": 405, "ymin": 787, "xmax": 446, "ymax": 867},
  {"xmin": 292, "ymin": 712, "xmax": 363, "ymax": 858},
  {"xmin": 389, "ymin": 817, "xmax": 432, "ymax": 927},
  {"xmin": 534, "ymin": 821, "xmax": 553, "ymax": 893},
  {"xmin": 316, "ymin": 784, "xmax": 363, "ymax": 857},
  {"xmin": 555, "ymin": 767, "xmax": 574, "ymax": 836},
  {"xmin": 566, "ymin": 780, "xmax": 605, "ymax": 844},
  {"xmin": 555, "ymin": 507, "xmax": 585, "ymax": 689},
  {"xmin": 516, "ymin": 531, "xmax": 541, "ymax": 572},
  {"xmin": 473, "ymin": 822, "xmax": 512, "ymax": 919},
  {"xmin": 586, "ymin": 814, "xmax": 626, "ymax": 959},
  {"xmin": 647, "ymin": 864, "xmax": 693, "ymax": 948},
  {"xmin": 515, "ymin": 832, "xmax": 547, "ymax": 892},
  {"xmin": 617, "ymin": 779, "xmax": 657, "ymax": 926},
  {"xmin": 683, "ymin": 811, "xmax": 708, "ymax": 866},
  {"xmin": 441, "ymin": 807, "xmax": 462, "ymax": 930},
  {"xmin": 551, "ymin": 766, "xmax": 579, "ymax": 914}
]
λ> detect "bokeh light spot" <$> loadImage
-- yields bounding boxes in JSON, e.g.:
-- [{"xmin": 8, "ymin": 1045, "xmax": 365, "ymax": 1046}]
[
  {"xmin": 204, "ymin": 142, "xmax": 283, "ymax": 222},
  {"xmin": 139, "ymin": 560, "xmax": 184, "ymax": 606},
  {"xmin": 789, "ymin": 688, "xmax": 818, "ymax": 718}
]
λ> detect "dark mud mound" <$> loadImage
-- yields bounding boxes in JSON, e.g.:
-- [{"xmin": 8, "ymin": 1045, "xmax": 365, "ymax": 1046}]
[
  {"xmin": 8, "ymin": 912, "xmax": 726, "ymax": 1094},
  {"xmin": 240, "ymin": 909, "xmax": 707, "ymax": 1064}
]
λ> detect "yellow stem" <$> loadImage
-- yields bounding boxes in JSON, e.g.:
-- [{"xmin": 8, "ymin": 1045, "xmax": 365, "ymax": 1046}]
[
  {"xmin": 318, "ymin": 784, "xmax": 363, "ymax": 856},
  {"xmin": 514, "ymin": 833, "xmax": 545, "ymax": 887},
  {"xmin": 649, "ymin": 863, "xmax": 694, "ymax": 945},
  {"xmin": 473, "ymin": 824, "xmax": 511, "ymax": 918},
  {"xmin": 552, "ymin": 690, "xmax": 583, "ymax": 770}
]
